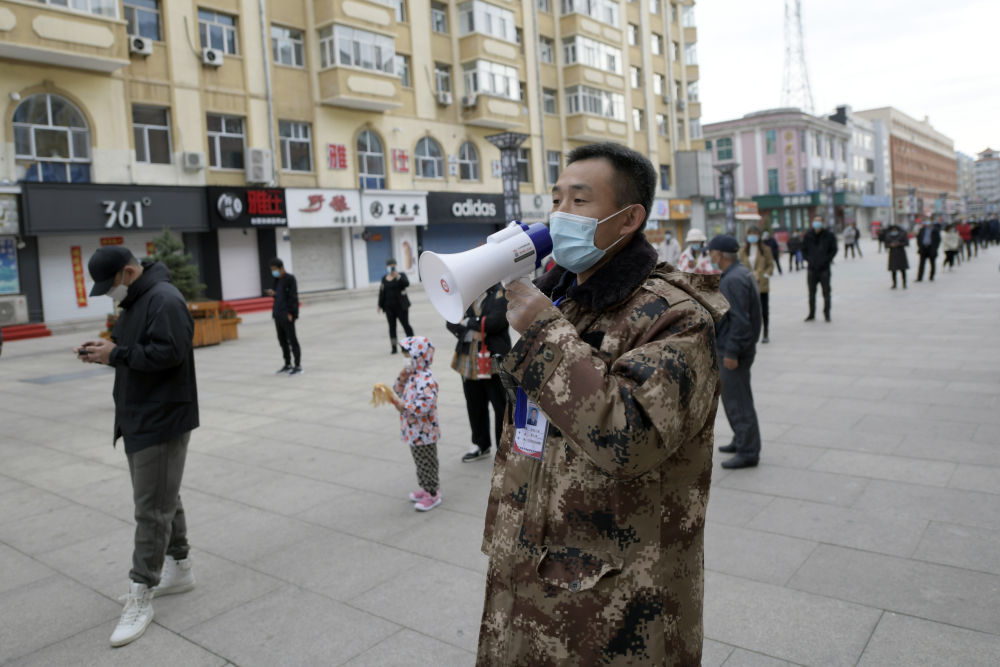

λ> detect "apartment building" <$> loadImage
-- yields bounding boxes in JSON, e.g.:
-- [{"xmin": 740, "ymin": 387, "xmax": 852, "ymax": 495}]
[
  {"xmin": 973, "ymin": 148, "xmax": 1000, "ymax": 214},
  {"xmin": 0, "ymin": 0, "xmax": 703, "ymax": 325},
  {"xmin": 955, "ymin": 150, "xmax": 975, "ymax": 217}
]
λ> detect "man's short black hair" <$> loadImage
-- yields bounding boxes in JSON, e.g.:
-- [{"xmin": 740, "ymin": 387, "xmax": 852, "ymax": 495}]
[
  {"xmin": 269, "ymin": 257, "xmax": 283, "ymax": 269},
  {"xmin": 566, "ymin": 143, "xmax": 657, "ymax": 230}
]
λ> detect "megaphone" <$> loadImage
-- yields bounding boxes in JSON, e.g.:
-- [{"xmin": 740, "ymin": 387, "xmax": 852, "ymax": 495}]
[{"xmin": 419, "ymin": 222, "xmax": 552, "ymax": 324}]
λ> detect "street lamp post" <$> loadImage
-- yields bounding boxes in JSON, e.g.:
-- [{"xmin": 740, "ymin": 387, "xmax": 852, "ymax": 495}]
[
  {"xmin": 486, "ymin": 132, "xmax": 529, "ymax": 224},
  {"xmin": 713, "ymin": 163, "xmax": 739, "ymax": 234},
  {"xmin": 821, "ymin": 176, "xmax": 836, "ymax": 229},
  {"xmin": 907, "ymin": 187, "xmax": 917, "ymax": 229}
]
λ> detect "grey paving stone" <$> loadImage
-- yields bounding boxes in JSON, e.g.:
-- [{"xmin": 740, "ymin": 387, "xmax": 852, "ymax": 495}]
[
  {"xmin": 706, "ymin": 487, "xmax": 774, "ymax": 527},
  {"xmin": 723, "ymin": 648, "xmax": 802, "ymax": 666},
  {"xmin": 703, "ymin": 571, "xmax": 881, "ymax": 666},
  {"xmin": 0, "ymin": 504, "xmax": 129, "ymax": 556},
  {"xmin": 972, "ymin": 421, "xmax": 1000, "ymax": 445},
  {"xmin": 0, "ymin": 474, "xmax": 27, "ymax": 496},
  {"xmin": 853, "ymin": 413, "xmax": 978, "ymax": 441},
  {"xmin": 788, "ymin": 544, "xmax": 1000, "ymax": 635},
  {"xmin": 33, "ymin": 525, "xmax": 134, "ymax": 599},
  {"xmin": 297, "ymin": 488, "xmax": 430, "ymax": 543},
  {"xmin": 342, "ymin": 628, "xmax": 475, "ymax": 667},
  {"xmin": 809, "ymin": 449, "xmax": 956, "ymax": 487},
  {"xmin": 185, "ymin": 584, "xmax": 400, "ymax": 666},
  {"xmin": 912, "ymin": 521, "xmax": 1000, "ymax": 576},
  {"xmin": 775, "ymin": 425, "xmax": 901, "ymax": 454},
  {"xmin": 717, "ymin": 465, "xmax": 869, "ymax": 507},
  {"xmin": 701, "ymin": 639, "xmax": 734, "ymax": 667},
  {"xmin": 0, "ymin": 544, "xmax": 54, "ymax": 596},
  {"xmin": 0, "ymin": 485, "xmax": 74, "ymax": 526},
  {"xmin": 746, "ymin": 497, "xmax": 927, "ymax": 558},
  {"xmin": 195, "ymin": 506, "xmax": 317, "ymax": 564},
  {"xmin": 705, "ymin": 523, "xmax": 817, "ymax": 586},
  {"xmin": 852, "ymin": 479, "xmax": 1000, "ymax": 531},
  {"xmin": 948, "ymin": 463, "xmax": 1000, "ymax": 494},
  {"xmin": 749, "ymin": 442, "xmax": 826, "ymax": 469},
  {"xmin": 384, "ymin": 508, "xmax": 490, "ymax": 574},
  {"xmin": 857, "ymin": 612, "xmax": 1000, "ymax": 666},
  {"xmin": 896, "ymin": 433, "xmax": 1000, "ymax": 466}
]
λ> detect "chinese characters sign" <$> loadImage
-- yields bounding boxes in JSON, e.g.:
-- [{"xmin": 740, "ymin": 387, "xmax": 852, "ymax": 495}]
[
  {"xmin": 71, "ymin": 246, "xmax": 87, "ymax": 307},
  {"xmin": 327, "ymin": 144, "xmax": 348, "ymax": 170},
  {"xmin": 285, "ymin": 189, "xmax": 362, "ymax": 227}
]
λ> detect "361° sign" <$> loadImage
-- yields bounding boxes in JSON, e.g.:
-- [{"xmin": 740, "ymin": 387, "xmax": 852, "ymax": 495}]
[{"xmin": 102, "ymin": 197, "xmax": 152, "ymax": 229}]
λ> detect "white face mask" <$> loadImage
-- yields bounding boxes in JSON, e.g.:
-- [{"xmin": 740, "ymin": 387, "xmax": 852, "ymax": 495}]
[{"xmin": 107, "ymin": 283, "xmax": 128, "ymax": 302}]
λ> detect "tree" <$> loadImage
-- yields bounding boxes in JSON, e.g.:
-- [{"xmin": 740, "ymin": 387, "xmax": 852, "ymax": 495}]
[{"xmin": 148, "ymin": 229, "xmax": 205, "ymax": 302}]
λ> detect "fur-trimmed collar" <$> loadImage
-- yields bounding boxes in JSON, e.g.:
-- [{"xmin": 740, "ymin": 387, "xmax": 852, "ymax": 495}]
[{"xmin": 535, "ymin": 233, "xmax": 659, "ymax": 311}]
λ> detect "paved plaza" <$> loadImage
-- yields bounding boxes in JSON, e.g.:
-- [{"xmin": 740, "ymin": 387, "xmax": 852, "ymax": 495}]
[{"xmin": 1, "ymin": 237, "xmax": 999, "ymax": 666}]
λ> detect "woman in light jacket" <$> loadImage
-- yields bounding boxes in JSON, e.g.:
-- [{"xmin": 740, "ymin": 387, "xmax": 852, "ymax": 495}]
[{"xmin": 738, "ymin": 226, "xmax": 775, "ymax": 343}]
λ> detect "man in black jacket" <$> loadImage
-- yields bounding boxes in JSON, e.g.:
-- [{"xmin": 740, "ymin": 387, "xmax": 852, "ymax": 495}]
[
  {"xmin": 709, "ymin": 235, "xmax": 763, "ymax": 469},
  {"xmin": 802, "ymin": 217, "xmax": 838, "ymax": 322},
  {"xmin": 76, "ymin": 246, "xmax": 198, "ymax": 647},
  {"xmin": 266, "ymin": 257, "xmax": 302, "ymax": 374},
  {"xmin": 915, "ymin": 220, "xmax": 941, "ymax": 282}
]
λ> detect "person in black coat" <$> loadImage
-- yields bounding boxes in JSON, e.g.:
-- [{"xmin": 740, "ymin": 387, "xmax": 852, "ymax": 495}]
[
  {"xmin": 446, "ymin": 283, "xmax": 511, "ymax": 462},
  {"xmin": 762, "ymin": 229, "xmax": 782, "ymax": 274},
  {"xmin": 266, "ymin": 258, "xmax": 302, "ymax": 374},
  {"xmin": 801, "ymin": 218, "xmax": 838, "ymax": 322},
  {"xmin": 884, "ymin": 223, "xmax": 910, "ymax": 289},
  {"xmin": 377, "ymin": 258, "xmax": 414, "ymax": 354},
  {"xmin": 76, "ymin": 246, "xmax": 199, "ymax": 647},
  {"xmin": 915, "ymin": 221, "xmax": 941, "ymax": 282}
]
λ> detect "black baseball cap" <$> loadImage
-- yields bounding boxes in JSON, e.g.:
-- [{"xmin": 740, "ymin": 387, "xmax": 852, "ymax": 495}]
[
  {"xmin": 707, "ymin": 235, "xmax": 740, "ymax": 253},
  {"xmin": 88, "ymin": 246, "xmax": 135, "ymax": 296}
]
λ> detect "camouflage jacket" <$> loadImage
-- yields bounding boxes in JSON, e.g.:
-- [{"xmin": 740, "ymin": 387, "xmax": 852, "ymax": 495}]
[{"xmin": 477, "ymin": 234, "xmax": 727, "ymax": 666}]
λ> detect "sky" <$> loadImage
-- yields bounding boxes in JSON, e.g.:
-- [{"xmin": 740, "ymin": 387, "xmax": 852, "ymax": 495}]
[{"xmin": 696, "ymin": 0, "xmax": 1000, "ymax": 156}]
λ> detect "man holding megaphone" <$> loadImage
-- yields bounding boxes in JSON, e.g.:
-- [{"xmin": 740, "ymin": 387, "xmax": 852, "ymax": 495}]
[{"xmin": 471, "ymin": 143, "xmax": 728, "ymax": 664}]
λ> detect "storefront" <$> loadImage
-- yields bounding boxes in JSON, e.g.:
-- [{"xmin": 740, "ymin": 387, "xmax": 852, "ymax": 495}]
[
  {"xmin": 421, "ymin": 193, "xmax": 506, "ymax": 271},
  {"xmin": 285, "ymin": 189, "xmax": 359, "ymax": 292},
  {"xmin": 206, "ymin": 187, "xmax": 287, "ymax": 300},
  {"xmin": 0, "ymin": 188, "xmax": 27, "ymax": 324},
  {"xmin": 20, "ymin": 183, "xmax": 211, "ymax": 324},
  {"xmin": 705, "ymin": 199, "xmax": 763, "ymax": 239},
  {"xmin": 647, "ymin": 199, "xmax": 692, "ymax": 245},
  {"xmin": 359, "ymin": 190, "xmax": 428, "ymax": 285},
  {"xmin": 519, "ymin": 193, "xmax": 550, "ymax": 225}
]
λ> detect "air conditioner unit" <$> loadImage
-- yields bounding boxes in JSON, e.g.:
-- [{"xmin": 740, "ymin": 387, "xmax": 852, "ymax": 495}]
[
  {"xmin": 129, "ymin": 36, "xmax": 153, "ymax": 56},
  {"xmin": 0, "ymin": 295, "xmax": 28, "ymax": 326},
  {"xmin": 246, "ymin": 148, "xmax": 272, "ymax": 183},
  {"xmin": 202, "ymin": 47, "xmax": 224, "ymax": 66},
  {"xmin": 182, "ymin": 151, "xmax": 206, "ymax": 172},
  {"xmin": 436, "ymin": 91, "xmax": 453, "ymax": 106},
  {"xmin": 661, "ymin": 94, "xmax": 671, "ymax": 105},
  {"xmin": 461, "ymin": 94, "xmax": 478, "ymax": 108},
  {"xmin": 677, "ymin": 99, "xmax": 687, "ymax": 111}
]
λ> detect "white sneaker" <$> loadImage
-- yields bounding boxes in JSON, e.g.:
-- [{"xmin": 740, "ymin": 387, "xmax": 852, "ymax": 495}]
[
  {"xmin": 110, "ymin": 581, "xmax": 154, "ymax": 647},
  {"xmin": 153, "ymin": 555, "xmax": 196, "ymax": 597}
]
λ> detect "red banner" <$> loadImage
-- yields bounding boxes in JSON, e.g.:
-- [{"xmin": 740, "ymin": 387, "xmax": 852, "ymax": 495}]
[
  {"xmin": 100, "ymin": 236, "xmax": 124, "ymax": 246},
  {"xmin": 71, "ymin": 246, "xmax": 87, "ymax": 308}
]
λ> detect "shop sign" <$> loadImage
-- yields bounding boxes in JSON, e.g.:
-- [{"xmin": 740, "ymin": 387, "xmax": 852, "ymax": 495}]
[
  {"xmin": 100, "ymin": 237, "xmax": 124, "ymax": 246},
  {"xmin": 651, "ymin": 199, "xmax": 671, "ymax": 219},
  {"xmin": 392, "ymin": 149, "xmax": 410, "ymax": 173},
  {"xmin": 427, "ymin": 192, "xmax": 505, "ymax": 224},
  {"xmin": 0, "ymin": 194, "xmax": 19, "ymax": 235},
  {"xmin": 207, "ymin": 187, "xmax": 287, "ymax": 228},
  {"xmin": 327, "ymin": 144, "xmax": 348, "ymax": 170},
  {"xmin": 670, "ymin": 199, "xmax": 692, "ymax": 219},
  {"xmin": 519, "ymin": 193, "xmax": 550, "ymax": 224},
  {"xmin": 361, "ymin": 191, "xmax": 429, "ymax": 227},
  {"xmin": 781, "ymin": 194, "xmax": 813, "ymax": 207},
  {"xmin": 286, "ymin": 189, "xmax": 362, "ymax": 227},
  {"xmin": 0, "ymin": 237, "xmax": 18, "ymax": 295},
  {"xmin": 22, "ymin": 184, "xmax": 210, "ymax": 235}
]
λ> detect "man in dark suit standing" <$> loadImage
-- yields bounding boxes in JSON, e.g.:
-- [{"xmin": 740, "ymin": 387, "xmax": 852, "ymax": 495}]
[
  {"xmin": 915, "ymin": 220, "xmax": 942, "ymax": 282},
  {"xmin": 802, "ymin": 217, "xmax": 838, "ymax": 322}
]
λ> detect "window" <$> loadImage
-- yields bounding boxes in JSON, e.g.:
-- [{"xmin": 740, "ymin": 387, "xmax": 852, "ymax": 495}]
[
  {"xmin": 431, "ymin": 2, "xmax": 448, "ymax": 33},
  {"xmin": 124, "ymin": 0, "xmax": 161, "ymax": 40},
  {"xmin": 395, "ymin": 0, "xmax": 407, "ymax": 22},
  {"xmin": 565, "ymin": 85, "xmax": 625, "ymax": 121},
  {"xmin": 516, "ymin": 148, "xmax": 530, "ymax": 183},
  {"xmin": 671, "ymin": 41, "xmax": 679, "ymax": 60},
  {"xmin": 767, "ymin": 168, "xmax": 779, "ymax": 194},
  {"xmin": 271, "ymin": 26, "xmax": 304, "ymax": 67},
  {"xmin": 463, "ymin": 60, "xmax": 519, "ymax": 99},
  {"xmin": 671, "ymin": 2, "xmax": 678, "ymax": 22},
  {"xmin": 539, "ymin": 36, "xmax": 554, "ymax": 63},
  {"xmin": 630, "ymin": 66, "xmax": 641, "ymax": 89},
  {"xmin": 357, "ymin": 130, "xmax": 386, "ymax": 189},
  {"xmin": 37, "ymin": 0, "xmax": 116, "ymax": 17},
  {"xmin": 676, "ymin": 118, "xmax": 685, "ymax": 142},
  {"xmin": 435, "ymin": 63, "xmax": 452, "ymax": 92},
  {"xmin": 684, "ymin": 43, "xmax": 697, "ymax": 65},
  {"xmin": 198, "ymin": 9, "xmax": 238, "ymax": 54},
  {"xmin": 705, "ymin": 139, "xmax": 712, "ymax": 151},
  {"xmin": 13, "ymin": 93, "xmax": 91, "ymax": 182},
  {"xmin": 827, "ymin": 136, "xmax": 834, "ymax": 159},
  {"xmin": 458, "ymin": 141, "xmax": 479, "ymax": 180},
  {"xmin": 632, "ymin": 108, "xmax": 644, "ymax": 132},
  {"xmin": 319, "ymin": 25, "xmax": 396, "ymax": 73},
  {"xmin": 765, "ymin": 129, "xmax": 776, "ymax": 155},
  {"xmin": 690, "ymin": 119, "xmax": 701, "ymax": 139},
  {"xmin": 653, "ymin": 74, "xmax": 664, "ymax": 96},
  {"xmin": 682, "ymin": 4, "xmax": 695, "ymax": 27},
  {"xmin": 656, "ymin": 113, "xmax": 667, "ymax": 137},
  {"xmin": 716, "ymin": 137, "xmax": 733, "ymax": 160},
  {"xmin": 396, "ymin": 54, "xmax": 411, "ymax": 86},
  {"xmin": 660, "ymin": 164, "xmax": 671, "ymax": 190},
  {"xmin": 458, "ymin": 1, "xmax": 517, "ymax": 43},
  {"xmin": 649, "ymin": 0, "xmax": 659, "ymax": 14},
  {"xmin": 651, "ymin": 33, "xmax": 662, "ymax": 55},
  {"xmin": 415, "ymin": 137, "xmax": 444, "ymax": 179},
  {"xmin": 547, "ymin": 150, "xmax": 560, "ymax": 184},
  {"xmin": 627, "ymin": 24, "xmax": 638, "ymax": 46},
  {"xmin": 561, "ymin": 0, "xmax": 618, "ymax": 27},
  {"xmin": 800, "ymin": 129, "xmax": 806, "ymax": 153},
  {"xmin": 841, "ymin": 140, "xmax": 847, "ymax": 161},
  {"xmin": 206, "ymin": 114, "xmax": 244, "ymax": 169},
  {"xmin": 538, "ymin": 0, "xmax": 551, "ymax": 11},
  {"xmin": 814, "ymin": 133, "xmax": 821, "ymax": 156},
  {"xmin": 562, "ymin": 35, "xmax": 622, "ymax": 74},
  {"xmin": 542, "ymin": 88, "xmax": 557, "ymax": 114},
  {"xmin": 279, "ymin": 121, "xmax": 312, "ymax": 172},
  {"xmin": 132, "ymin": 105, "xmax": 171, "ymax": 164},
  {"xmin": 802, "ymin": 167, "xmax": 808, "ymax": 189},
  {"xmin": 686, "ymin": 80, "xmax": 698, "ymax": 101}
]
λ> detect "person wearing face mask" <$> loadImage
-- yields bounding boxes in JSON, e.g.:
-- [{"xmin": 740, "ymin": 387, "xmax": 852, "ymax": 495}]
[
  {"xmin": 657, "ymin": 228, "xmax": 682, "ymax": 266},
  {"xmin": 378, "ymin": 258, "xmax": 414, "ymax": 354},
  {"xmin": 802, "ymin": 217, "xmax": 838, "ymax": 322},
  {"xmin": 477, "ymin": 143, "xmax": 728, "ymax": 664},
  {"xmin": 915, "ymin": 219, "xmax": 941, "ymax": 282},
  {"xmin": 75, "ymin": 245, "xmax": 199, "ymax": 648},
  {"xmin": 761, "ymin": 228, "xmax": 782, "ymax": 274},
  {"xmin": 676, "ymin": 227, "xmax": 718, "ymax": 274},
  {"xmin": 266, "ymin": 258, "xmax": 302, "ymax": 375},
  {"xmin": 738, "ymin": 227, "xmax": 775, "ymax": 343}
]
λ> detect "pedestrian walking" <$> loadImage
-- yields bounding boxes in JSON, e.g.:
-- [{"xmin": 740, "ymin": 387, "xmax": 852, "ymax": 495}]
[
  {"xmin": 884, "ymin": 223, "xmax": 909, "ymax": 289},
  {"xmin": 802, "ymin": 217, "xmax": 837, "ymax": 322},
  {"xmin": 75, "ymin": 246, "xmax": 198, "ymax": 648},
  {"xmin": 656, "ymin": 228, "xmax": 682, "ymax": 265},
  {"xmin": 709, "ymin": 235, "xmax": 763, "ymax": 469},
  {"xmin": 941, "ymin": 224, "xmax": 962, "ymax": 271},
  {"xmin": 915, "ymin": 220, "xmax": 941, "ymax": 282},
  {"xmin": 445, "ymin": 283, "xmax": 511, "ymax": 463},
  {"xmin": 762, "ymin": 229, "xmax": 782, "ymax": 274},
  {"xmin": 478, "ymin": 143, "xmax": 727, "ymax": 664},
  {"xmin": 843, "ymin": 223, "xmax": 862, "ymax": 259},
  {"xmin": 377, "ymin": 258, "xmax": 414, "ymax": 354},
  {"xmin": 786, "ymin": 231, "xmax": 804, "ymax": 272},
  {"xmin": 266, "ymin": 258, "xmax": 302, "ymax": 375},
  {"xmin": 676, "ymin": 227, "xmax": 718, "ymax": 274},
  {"xmin": 738, "ymin": 227, "xmax": 774, "ymax": 343},
  {"xmin": 956, "ymin": 219, "xmax": 973, "ymax": 260}
]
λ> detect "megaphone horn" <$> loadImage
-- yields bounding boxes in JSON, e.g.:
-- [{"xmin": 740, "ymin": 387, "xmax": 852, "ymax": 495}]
[{"xmin": 419, "ymin": 222, "xmax": 552, "ymax": 324}]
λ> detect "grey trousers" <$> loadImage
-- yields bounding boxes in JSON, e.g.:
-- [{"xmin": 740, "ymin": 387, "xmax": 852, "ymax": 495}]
[
  {"xmin": 126, "ymin": 432, "xmax": 190, "ymax": 587},
  {"xmin": 720, "ymin": 358, "xmax": 762, "ymax": 458}
]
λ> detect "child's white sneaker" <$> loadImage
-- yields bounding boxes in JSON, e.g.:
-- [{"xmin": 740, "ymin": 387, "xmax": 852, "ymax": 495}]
[
  {"xmin": 414, "ymin": 491, "xmax": 441, "ymax": 511},
  {"xmin": 409, "ymin": 489, "xmax": 429, "ymax": 502}
]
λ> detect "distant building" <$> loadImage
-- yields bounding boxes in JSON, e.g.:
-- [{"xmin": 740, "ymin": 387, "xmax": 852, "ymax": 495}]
[
  {"xmin": 956, "ymin": 151, "xmax": 976, "ymax": 217},
  {"xmin": 827, "ymin": 105, "xmax": 892, "ymax": 229},
  {"xmin": 974, "ymin": 148, "xmax": 1000, "ymax": 218}
]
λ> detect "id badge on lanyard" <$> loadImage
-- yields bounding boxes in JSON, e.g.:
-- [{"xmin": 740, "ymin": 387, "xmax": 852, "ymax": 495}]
[{"xmin": 512, "ymin": 388, "xmax": 547, "ymax": 460}]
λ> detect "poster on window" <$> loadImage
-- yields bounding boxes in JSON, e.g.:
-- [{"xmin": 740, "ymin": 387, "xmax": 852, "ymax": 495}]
[{"xmin": 0, "ymin": 237, "xmax": 18, "ymax": 295}]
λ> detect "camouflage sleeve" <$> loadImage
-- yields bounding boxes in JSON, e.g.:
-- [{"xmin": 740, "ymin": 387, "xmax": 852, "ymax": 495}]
[{"xmin": 501, "ymin": 300, "xmax": 719, "ymax": 480}]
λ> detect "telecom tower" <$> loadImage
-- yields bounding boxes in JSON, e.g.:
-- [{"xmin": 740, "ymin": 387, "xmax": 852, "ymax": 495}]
[{"xmin": 781, "ymin": 0, "xmax": 815, "ymax": 113}]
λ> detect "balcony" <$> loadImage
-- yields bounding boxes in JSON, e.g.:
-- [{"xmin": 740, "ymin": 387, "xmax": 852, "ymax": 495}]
[
  {"xmin": 314, "ymin": 0, "xmax": 394, "ymax": 30},
  {"xmin": 461, "ymin": 94, "xmax": 526, "ymax": 130},
  {"xmin": 559, "ymin": 13, "xmax": 621, "ymax": 44},
  {"xmin": 0, "ymin": 2, "xmax": 129, "ymax": 72},
  {"xmin": 685, "ymin": 101, "xmax": 702, "ymax": 118},
  {"xmin": 683, "ymin": 27, "xmax": 697, "ymax": 45},
  {"xmin": 562, "ymin": 64, "xmax": 625, "ymax": 91},
  {"xmin": 459, "ymin": 33, "xmax": 519, "ymax": 65},
  {"xmin": 686, "ymin": 64, "xmax": 699, "ymax": 81},
  {"xmin": 566, "ymin": 114, "xmax": 628, "ymax": 143},
  {"xmin": 319, "ymin": 67, "xmax": 401, "ymax": 111}
]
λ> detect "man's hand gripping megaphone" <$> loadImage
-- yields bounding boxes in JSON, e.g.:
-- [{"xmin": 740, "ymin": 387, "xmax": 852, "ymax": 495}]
[{"xmin": 503, "ymin": 277, "xmax": 552, "ymax": 334}]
